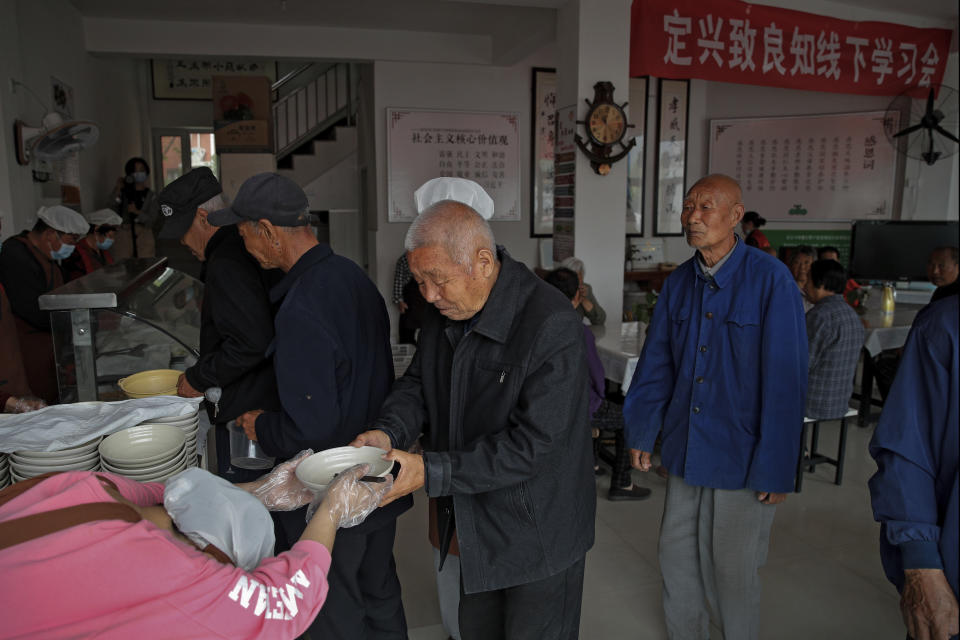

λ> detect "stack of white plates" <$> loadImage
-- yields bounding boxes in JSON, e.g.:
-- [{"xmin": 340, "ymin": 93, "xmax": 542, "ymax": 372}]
[
  {"xmin": 0, "ymin": 454, "xmax": 9, "ymax": 488},
  {"xmin": 137, "ymin": 407, "xmax": 200, "ymax": 468},
  {"xmin": 9, "ymin": 438, "xmax": 102, "ymax": 483},
  {"xmin": 99, "ymin": 425, "xmax": 187, "ymax": 482}
]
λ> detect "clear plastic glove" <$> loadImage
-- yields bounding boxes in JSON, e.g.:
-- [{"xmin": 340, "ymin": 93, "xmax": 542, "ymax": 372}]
[
  {"xmin": 246, "ymin": 449, "xmax": 316, "ymax": 511},
  {"xmin": 307, "ymin": 463, "xmax": 393, "ymax": 528},
  {"xmin": 9, "ymin": 396, "xmax": 48, "ymax": 414}
]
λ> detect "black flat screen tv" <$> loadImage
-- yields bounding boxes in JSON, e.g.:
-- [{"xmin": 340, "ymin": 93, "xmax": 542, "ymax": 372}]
[{"xmin": 850, "ymin": 220, "xmax": 960, "ymax": 281}]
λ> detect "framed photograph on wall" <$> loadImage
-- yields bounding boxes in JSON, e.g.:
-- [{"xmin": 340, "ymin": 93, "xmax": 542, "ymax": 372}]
[
  {"xmin": 530, "ymin": 67, "xmax": 557, "ymax": 237},
  {"xmin": 626, "ymin": 76, "xmax": 648, "ymax": 237},
  {"xmin": 654, "ymin": 79, "xmax": 689, "ymax": 237}
]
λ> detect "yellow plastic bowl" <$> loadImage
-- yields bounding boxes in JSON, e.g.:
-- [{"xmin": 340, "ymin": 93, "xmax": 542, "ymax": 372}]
[{"xmin": 118, "ymin": 369, "xmax": 182, "ymax": 399}]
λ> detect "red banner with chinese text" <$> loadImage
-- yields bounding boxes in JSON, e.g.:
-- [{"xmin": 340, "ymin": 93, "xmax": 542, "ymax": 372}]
[{"xmin": 630, "ymin": 0, "xmax": 952, "ymax": 97}]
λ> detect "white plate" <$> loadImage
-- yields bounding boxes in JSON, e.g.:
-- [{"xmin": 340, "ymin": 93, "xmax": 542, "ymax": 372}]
[
  {"xmin": 100, "ymin": 425, "xmax": 186, "ymax": 466},
  {"xmin": 295, "ymin": 446, "xmax": 392, "ymax": 491},
  {"xmin": 14, "ymin": 438, "xmax": 102, "ymax": 459},
  {"xmin": 11, "ymin": 459, "xmax": 99, "ymax": 477},
  {"xmin": 11, "ymin": 450, "xmax": 99, "ymax": 467},
  {"xmin": 143, "ymin": 411, "xmax": 199, "ymax": 424},
  {"xmin": 125, "ymin": 458, "xmax": 189, "ymax": 482},
  {"xmin": 102, "ymin": 443, "xmax": 185, "ymax": 472},
  {"xmin": 138, "ymin": 417, "xmax": 200, "ymax": 429},
  {"xmin": 102, "ymin": 447, "xmax": 186, "ymax": 475}
]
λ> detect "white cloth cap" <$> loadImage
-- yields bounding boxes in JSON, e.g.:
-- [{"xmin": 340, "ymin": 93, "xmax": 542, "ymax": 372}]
[
  {"xmin": 414, "ymin": 178, "xmax": 495, "ymax": 220},
  {"xmin": 164, "ymin": 467, "xmax": 275, "ymax": 571},
  {"xmin": 85, "ymin": 208, "xmax": 123, "ymax": 227},
  {"xmin": 37, "ymin": 205, "xmax": 89, "ymax": 235}
]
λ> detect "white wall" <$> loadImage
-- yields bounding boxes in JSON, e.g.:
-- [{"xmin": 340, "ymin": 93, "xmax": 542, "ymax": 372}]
[
  {"xmin": 0, "ymin": 0, "xmax": 143, "ymax": 238},
  {"xmin": 371, "ymin": 44, "xmax": 557, "ymax": 339}
]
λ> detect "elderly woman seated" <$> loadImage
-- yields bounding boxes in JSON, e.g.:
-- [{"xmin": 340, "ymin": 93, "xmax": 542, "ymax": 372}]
[
  {"xmin": 557, "ymin": 256, "xmax": 607, "ymax": 325},
  {"xmin": 0, "ymin": 455, "xmax": 390, "ymax": 638}
]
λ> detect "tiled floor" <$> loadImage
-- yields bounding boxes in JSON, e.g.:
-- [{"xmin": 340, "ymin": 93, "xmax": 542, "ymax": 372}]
[{"xmin": 395, "ymin": 417, "xmax": 905, "ymax": 639}]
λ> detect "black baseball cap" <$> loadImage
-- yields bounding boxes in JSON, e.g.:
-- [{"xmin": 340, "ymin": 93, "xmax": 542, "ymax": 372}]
[
  {"xmin": 157, "ymin": 167, "xmax": 223, "ymax": 240},
  {"xmin": 207, "ymin": 173, "xmax": 309, "ymax": 228}
]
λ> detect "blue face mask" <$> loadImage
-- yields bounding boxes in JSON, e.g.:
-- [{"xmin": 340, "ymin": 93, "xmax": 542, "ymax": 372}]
[
  {"xmin": 132, "ymin": 171, "xmax": 148, "ymax": 184},
  {"xmin": 97, "ymin": 237, "xmax": 114, "ymax": 250},
  {"xmin": 50, "ymin": 242, "xmax": 75, "ymax": 261}
]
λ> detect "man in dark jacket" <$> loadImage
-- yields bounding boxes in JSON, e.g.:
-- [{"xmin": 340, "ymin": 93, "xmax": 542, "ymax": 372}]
[
  {"xmin": 216, "ymin": 173, "xmax": 411, "ymax": 640},
  {"xmin": 158, "ymin": 168, "xmax": 281, "ymax": 482},
  {"xmin": 353, "ymin": 200, "xmax": 596, "ymax": 640}
]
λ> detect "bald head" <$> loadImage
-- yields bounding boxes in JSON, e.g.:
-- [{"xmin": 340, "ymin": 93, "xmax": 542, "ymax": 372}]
[
  {"xmin": 405, "ymin": 200, "xmax": 496, "ymax": 268},
  {"xmin": 687, "ymin": 174, "xmax": 742, "ymax": 205}
]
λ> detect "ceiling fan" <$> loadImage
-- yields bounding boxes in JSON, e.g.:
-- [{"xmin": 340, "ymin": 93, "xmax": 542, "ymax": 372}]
[{"xmin": 884, "ymin": 83, "xmax": 959, "ymax": 166}]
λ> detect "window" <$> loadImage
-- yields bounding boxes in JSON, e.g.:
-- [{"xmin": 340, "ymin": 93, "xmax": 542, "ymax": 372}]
[{"xmin": 153, "ymin": 129, "xmax": 219, "ymax": 188}]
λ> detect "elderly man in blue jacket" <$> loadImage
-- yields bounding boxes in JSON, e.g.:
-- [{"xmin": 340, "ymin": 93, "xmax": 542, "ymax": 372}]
[
  {"xmin": 624, "ymin": 174, "xmax": 807, "ymax": 639},
  {"xmin": 212, "ymin": 173, "xmax": 411, "ymax": 640},
  {"xmin": 869, "ymin": 294, "xmax": 959, "ymax": 640}
]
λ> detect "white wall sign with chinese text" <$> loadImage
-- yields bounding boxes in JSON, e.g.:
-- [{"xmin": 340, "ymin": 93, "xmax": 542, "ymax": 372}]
[
  {"xmin": 387, "ymin": 108, "xmax": 520, "ymax": 222},
  {"xmin": 655, "ymin": 79, "xmax": 689, "ymax": 236},
  {"xmin": 708, "ymin": 111, "xmax": 900, "ymax": 221}
]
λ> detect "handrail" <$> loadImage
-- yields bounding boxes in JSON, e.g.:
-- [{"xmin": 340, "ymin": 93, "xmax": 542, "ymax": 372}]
[
  {"xmin": 273, "ymin": 63, "xmax": 355, "ymax": 160},
  {"xmin": 271, "ymin": 63, "xmax": 315, "ymax": 93}
]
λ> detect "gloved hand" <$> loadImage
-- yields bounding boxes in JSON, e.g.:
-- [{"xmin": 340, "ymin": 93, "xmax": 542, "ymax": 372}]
[
  {"xmin": 308, "ymin": 463, "xmax": 393, "ymax": 529},
  {"xmin": 246, "ymin": 449, "xmax": 316, "ymax": 511},
  {"xmin": 8, "ymin": 396, "xmax": 47, "ymax": 414}
]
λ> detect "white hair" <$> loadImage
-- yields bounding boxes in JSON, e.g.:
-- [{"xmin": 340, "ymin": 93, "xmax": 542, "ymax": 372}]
[
  {"xmin": 198, "ymin": 193, "xmax": 227, "ymax": 215},
  {"xmin": 404, "ymin": 200, "xmax": 496, "ymax": 268},
  {"xmin": 558, "ymin": 256, "xmax": 585, "ymax": 277}
]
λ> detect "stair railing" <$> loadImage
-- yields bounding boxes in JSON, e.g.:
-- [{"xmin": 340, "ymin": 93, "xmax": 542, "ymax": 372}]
[{"xmin": 272, "ymin": 62, "xmax": 355, "ymax": 160}]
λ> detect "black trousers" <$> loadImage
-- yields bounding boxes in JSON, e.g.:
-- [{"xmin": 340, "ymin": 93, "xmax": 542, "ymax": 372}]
[
  {"xmin": 286, "ymin": 514, "xmax": 407, "ymax": 640},
  {"xmin": 591, "ymin": 399, "xmax": 632, "ymax": 489},
  {"xmin": 459, "ymin": 556, "xmax": 585, "ymax": 640}
]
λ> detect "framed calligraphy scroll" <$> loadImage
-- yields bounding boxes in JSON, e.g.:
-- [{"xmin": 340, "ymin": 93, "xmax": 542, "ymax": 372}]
[
  {"xmin": 654, "ymin": 79, "xmax": 689, "ymax": 237},
  {"xmin": 387, "ymin": 108, "xmax": 521, "ymax": 222},
  {"xmin": 531, "ymin": 68, "xmax": 557, "ymax": 236},
  {"xmin": 152, "ymin": 59, "xmax": 277, "ymax": 100}
]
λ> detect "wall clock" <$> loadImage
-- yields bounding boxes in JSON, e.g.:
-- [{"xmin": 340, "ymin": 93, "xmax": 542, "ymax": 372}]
[{"xmin": 575, "ymin": 81, "xmax": 636, "ymax": 175}]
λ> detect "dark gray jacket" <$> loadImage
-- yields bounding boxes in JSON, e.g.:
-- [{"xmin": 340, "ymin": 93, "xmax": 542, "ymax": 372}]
[{"xmin": 375, "ymin": 249, "xmax": 596, "ymax": 593}]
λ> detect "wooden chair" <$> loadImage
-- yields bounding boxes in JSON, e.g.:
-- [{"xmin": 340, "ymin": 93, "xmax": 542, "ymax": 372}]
[{"xmin": 795, "ymin": 407, "xmax": 858, "ymax": 492}]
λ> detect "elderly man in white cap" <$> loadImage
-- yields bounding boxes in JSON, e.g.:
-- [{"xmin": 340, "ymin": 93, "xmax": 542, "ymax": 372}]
[
  {"xmin": 353, "ymin": 177, "xmax": 596, "ymax": 640},
  {"xmin": 0, "ymin": 205, "xmax": 88, "ymax": 403},
  {"xmin": 63, "ymin": 208, "xmax": 123, "ymax": 281}
]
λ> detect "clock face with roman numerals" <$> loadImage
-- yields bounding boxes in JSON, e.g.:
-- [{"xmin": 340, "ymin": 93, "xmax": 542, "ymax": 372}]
[{"xmin": 587, "ymin": 103, "xmax": 627, "ymax": 146}]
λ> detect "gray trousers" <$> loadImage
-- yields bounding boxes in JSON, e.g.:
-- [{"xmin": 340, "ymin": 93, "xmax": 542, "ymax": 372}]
[
  {"xmin": 659, "ymin": 474, "xmax": 776, "ymax": 640},
  {"xmin": 433, "ymin": 548, "xmax": 462, "ymax": 640}
]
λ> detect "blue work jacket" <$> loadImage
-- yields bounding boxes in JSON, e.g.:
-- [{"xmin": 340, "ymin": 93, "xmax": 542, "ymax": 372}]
[
  {"xmin": 624, "ymin": 240, "xmax": 808, "ymax": 493},
  {"xmin": 869, "ymin": 295, "xmax": 959, "ymax": 599}
]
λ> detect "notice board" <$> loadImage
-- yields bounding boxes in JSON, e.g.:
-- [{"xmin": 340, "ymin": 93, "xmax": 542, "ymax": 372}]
[
  {"xmin": 387, "ymin": 108, "xmax": 520, "ymax": 222},
  {"xmin": 709, "ymin": 111, "xmax": 899, "ymax": 221}
]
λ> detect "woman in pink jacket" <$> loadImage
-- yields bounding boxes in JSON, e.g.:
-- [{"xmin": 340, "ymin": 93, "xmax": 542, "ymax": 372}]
[{"xmin": 0, "ymin": 460, "xmax": 389, "ymax": 639}]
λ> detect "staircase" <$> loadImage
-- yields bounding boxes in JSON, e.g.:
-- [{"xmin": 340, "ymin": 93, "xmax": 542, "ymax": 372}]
[{"xmin": 271, "ymin": 63, "xmax": 362, "ymax": 264}]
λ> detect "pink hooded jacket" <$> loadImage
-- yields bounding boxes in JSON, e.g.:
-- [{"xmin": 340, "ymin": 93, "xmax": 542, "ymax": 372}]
[{"xmin": 0, "ymin": 471, "xmax": 332, "ymax": 639}]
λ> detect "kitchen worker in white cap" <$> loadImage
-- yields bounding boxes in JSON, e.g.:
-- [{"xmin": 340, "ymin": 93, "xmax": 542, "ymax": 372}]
[
  {"xmin": 0, "ymin": 205, "xmax": 88, "ymax": 403},
  {"xmin": 64, "ymin": 208, "xmax": 123, "ymax": 281}
]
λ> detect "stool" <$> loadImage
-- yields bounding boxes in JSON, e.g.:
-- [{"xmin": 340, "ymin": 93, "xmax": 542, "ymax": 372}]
[{"xmin": 795, "ymin": 407, "xmax": 857, "ymax": 492}]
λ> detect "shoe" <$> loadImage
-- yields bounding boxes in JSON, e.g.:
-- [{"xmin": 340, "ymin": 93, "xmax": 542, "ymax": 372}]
[
  {"xmin": 608, "ymin": 485, "xmax": 652, "ymax": 501},
  {"xmin": 594, "ymin": 466, "xmax": 607, "ymax": 477}
]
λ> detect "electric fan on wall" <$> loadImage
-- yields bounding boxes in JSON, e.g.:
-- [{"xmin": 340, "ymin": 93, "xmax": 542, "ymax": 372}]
[
  {"xmin": 884, "ymin": 83, "xmax": 959, "ymax": 166},
  {"xmin": 14, "ymin": 112, "xmax": 100, "ymax": 166}
]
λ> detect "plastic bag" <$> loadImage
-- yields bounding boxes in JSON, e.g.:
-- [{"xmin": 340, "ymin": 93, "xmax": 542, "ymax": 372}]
[
  {"xmin": 307, "ymin": 463, "xmax": 393, "ymax": 528},
  {"xmin": 247, "ymin": 449, "xmax": 316, "ymax": 511}
]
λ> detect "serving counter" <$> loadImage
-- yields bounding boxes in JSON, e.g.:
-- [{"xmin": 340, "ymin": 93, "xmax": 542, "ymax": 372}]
[{"xmin": 38, "ymin": 258, "xmax": 203, "ymax": 403}]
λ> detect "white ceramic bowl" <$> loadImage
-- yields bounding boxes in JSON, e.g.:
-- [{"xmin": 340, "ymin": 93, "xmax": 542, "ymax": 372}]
[
  {"xmin": 99, "ymin": 425, "xmax": 186, "ymax": 466},
  {"xmin": 11, "ymin": 450, "xmax": 99, "ymax": 468},
  {"xmin": 295, "ymin": 446, "xmax": 392, "ymax": 491},
  {"xmin": 126, "ymin": 458, "xmax": 189, "ymax": 482},
  {"xmin": 102, "ymin": 443, "xmax": 185, "ymax": 471},
  {"xmin": 11, "ymin": 458, "xmax": 99, "ymax": 477},
  {"xmin": 14, "ymin": 438, "xmax": 102, "ymax": 459},
  {"xmin": 141, "ymin": 409, "xmax": 199, "ymax": 424},
  {"xmin": 118, "ymin": 369, "xmax": 182, "ymax": 398},
  {"xmin": 138, "ymin": 415, "xmax": 199, "ymax": 428},
  {"xmin": 102, "ymin": 448, "xmax": 186, "ymax": 477}
]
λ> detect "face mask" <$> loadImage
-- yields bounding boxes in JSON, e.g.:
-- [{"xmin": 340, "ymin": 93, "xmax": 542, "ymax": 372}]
[
  {"xmin": 50, "ymin": 241, "xmax": 75, "ymax": 261},
  {"xmin": 97, "ymin": 237, "xmax": 114, "ymax": 250},
  {"xmin": 132, "ymin": 171, "xmax": 148, "ymax": 184}
]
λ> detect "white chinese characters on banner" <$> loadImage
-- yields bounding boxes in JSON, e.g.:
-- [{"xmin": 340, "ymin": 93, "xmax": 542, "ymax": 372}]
[
  {"xmin": 708, "ymin": 111, "xmax": 899, "ymax": 221},
  {"xmin": 387, "ymin": 109, "xmax": 520, "ymax": 222},
  {"xmin": 660, "ymin": 11, "xmax": 943, "ymax": 88}
]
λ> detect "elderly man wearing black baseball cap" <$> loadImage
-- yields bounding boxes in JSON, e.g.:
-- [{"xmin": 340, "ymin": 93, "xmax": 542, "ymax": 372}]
[
  {"xmin": 157, "ymin": 167, "xmax": 281, "ymax": 483},
  {"xmin": 210, "ymin": 172, "xmax": 411, "ymax": 639}
]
